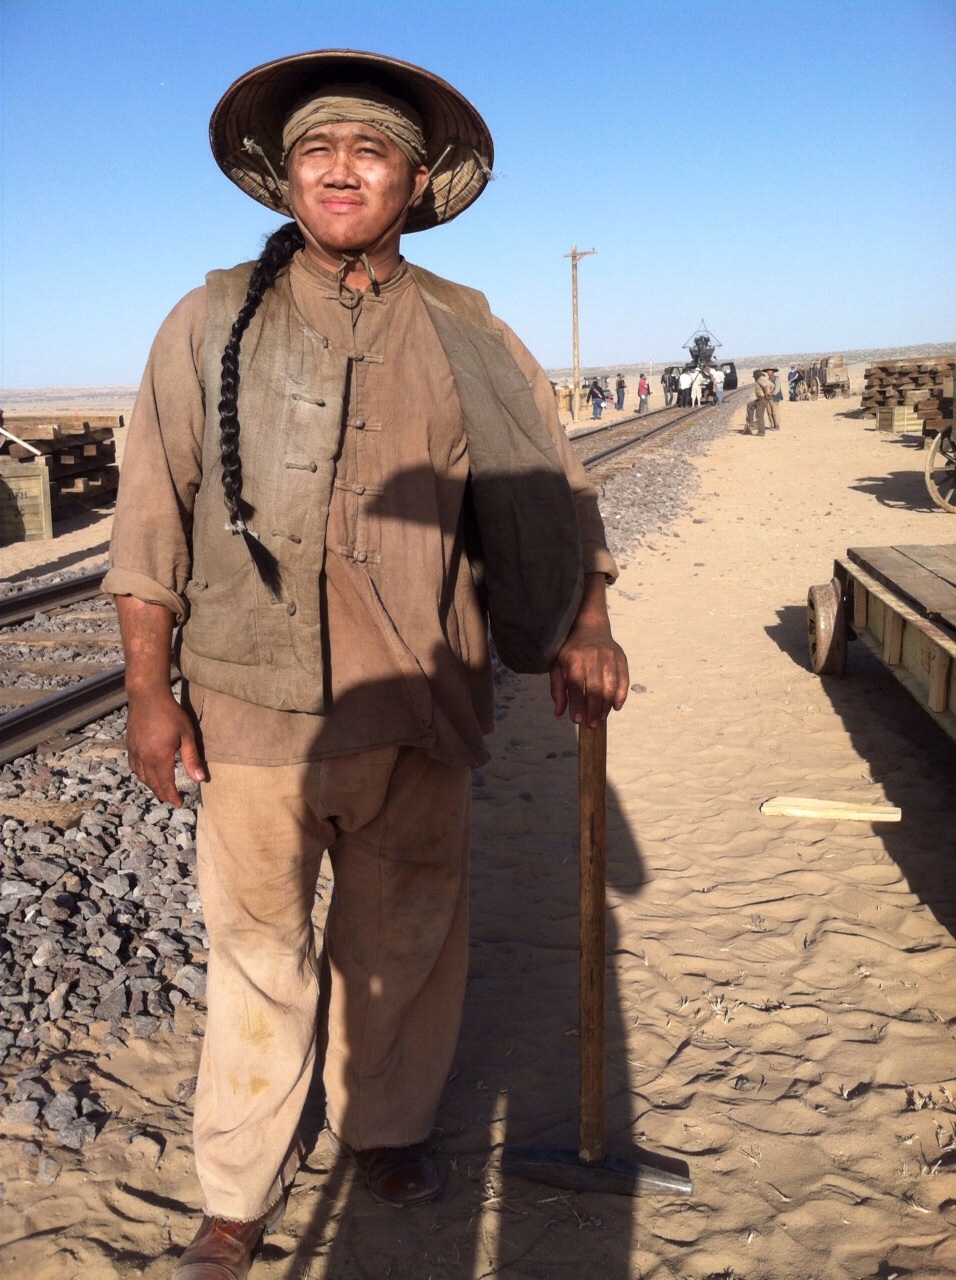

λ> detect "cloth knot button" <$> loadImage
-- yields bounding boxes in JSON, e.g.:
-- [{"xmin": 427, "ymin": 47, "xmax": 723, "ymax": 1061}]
[
  {"xmin": 354, "ymin": 485, "xmax": 366, "ymax": 495},
  {"xmin": 351, "ymin": 419, "xmax": 366, "ymax": 430},
  {"xmin": 354, "ymin": 551, "xmax": 368, "ymax": 563}
]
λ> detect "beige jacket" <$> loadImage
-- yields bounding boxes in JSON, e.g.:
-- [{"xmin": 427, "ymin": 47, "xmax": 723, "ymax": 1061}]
[{"xmin": 178, "ymin": 260, "xmax": 584, "ymax": 712}]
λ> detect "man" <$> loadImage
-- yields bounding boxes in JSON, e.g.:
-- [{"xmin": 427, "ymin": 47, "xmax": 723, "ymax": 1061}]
[
  {"xmin": 677, "ymin": 366, "xmax": 692, "ymax": 407},
  {"xmin": 708, "ymin": 364, "xmax": 725, "ymax": 405},
  {"xmin": 587, "ymin": 376, "xmax": 605, "ymax": 418},
  {"xmin": 745, "ymin": 368, "xmax": 775, "ymax": 434},
  {"xmin": 615, "ymin": 372, "xmax": 626, "ymax": 411},
  {"xmin": 660, "ymin": 368, "xmax": 673, "ymax": 407},
  {"xmin": 104, "ymin": 49, "xmax": 628, "ymax": 1279},
  {"xmin": 637, "ymin": 372, "xmax": 650, "ymax": 414}
]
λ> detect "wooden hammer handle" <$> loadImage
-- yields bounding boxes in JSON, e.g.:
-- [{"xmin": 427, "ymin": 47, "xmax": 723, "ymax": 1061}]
[{"xmin": 578, "ymin": 718, "xmax": 607, "ymax": 1163}]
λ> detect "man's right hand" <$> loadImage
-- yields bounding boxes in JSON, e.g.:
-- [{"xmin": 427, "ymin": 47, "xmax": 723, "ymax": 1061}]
[
  {"xmin": 126, "ymin": 688, "xmax": 206, "ymax": 807},
  {"xmin": 115, "ymin": 595, "xmax": 206, "ymax": 807}
]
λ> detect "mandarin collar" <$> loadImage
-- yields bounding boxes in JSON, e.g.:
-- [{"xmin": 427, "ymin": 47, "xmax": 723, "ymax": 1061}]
[{"xmin": 291, "ymin": 250, "xmax": 411, "ymax": 298}]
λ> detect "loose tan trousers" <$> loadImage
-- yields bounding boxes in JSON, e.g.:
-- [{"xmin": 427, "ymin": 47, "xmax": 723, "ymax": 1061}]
[{"xmin": 194, "ymin": 747, "xmax": 471, "ymax": 1221}]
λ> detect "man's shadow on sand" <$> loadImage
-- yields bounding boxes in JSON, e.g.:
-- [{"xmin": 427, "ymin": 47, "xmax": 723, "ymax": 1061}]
[
  {"xmin": 268, "ymin": 690, "xmax": 670, "ymax": 1279},
  {"xmin": 766, "ymin": 603, "xmax": 956, "ymax": 943}
]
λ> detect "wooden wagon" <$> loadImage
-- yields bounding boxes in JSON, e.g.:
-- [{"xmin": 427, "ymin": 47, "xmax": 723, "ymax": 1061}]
[
  {"xmin": 925, "ymin": 426, "xmax": 956, "ymax": 513},
  {"xmin": 807, "ymin": 543, "xmax": 956, "ymax": 742},
  {"xmin": 820, "ymin": 354, "xmax": 851, "ymax": 399}
]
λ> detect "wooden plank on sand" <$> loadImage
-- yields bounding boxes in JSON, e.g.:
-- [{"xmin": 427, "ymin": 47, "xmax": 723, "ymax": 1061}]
[{"xmin": 760, "ymin": 796, "xmax": 901, "ymax": 822}]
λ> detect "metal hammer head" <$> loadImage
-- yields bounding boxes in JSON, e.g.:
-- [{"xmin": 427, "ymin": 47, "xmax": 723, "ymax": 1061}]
[{"xmin": 500, "ymin": 1145, "xmax": 692, "ymax": 1198}]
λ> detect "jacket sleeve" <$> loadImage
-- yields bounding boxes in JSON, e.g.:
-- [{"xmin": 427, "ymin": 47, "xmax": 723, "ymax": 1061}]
[
  {"xmin": 491, "ymin": 316, "xmax": 619, "ymax": 583},
  {"xmin": 101, "ymin": 287, "xmax": 207, "ymax": 622}
]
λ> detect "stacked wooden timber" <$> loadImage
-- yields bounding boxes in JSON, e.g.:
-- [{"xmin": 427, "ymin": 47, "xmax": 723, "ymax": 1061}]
[
  {"xmin": 0, "ymin": 411, "xmax": 123, "ymax": 540},
  {"xmin": 860, "ymin": 357, "xmax": 955, "ymax": 438}
]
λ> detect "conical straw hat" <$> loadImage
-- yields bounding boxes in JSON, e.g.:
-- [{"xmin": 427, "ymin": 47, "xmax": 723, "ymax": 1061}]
[{"xmin": 209, "ymin": 48, "xmax": 494, "ymax": 233}]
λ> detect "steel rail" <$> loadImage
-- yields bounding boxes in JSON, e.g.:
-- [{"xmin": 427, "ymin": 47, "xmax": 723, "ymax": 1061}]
[
  {"xmin": 581, "ymin": 392, "xmax": 738, "ymax": 469},
  {"xmin": 0, "ymin": 664, "xmax": 127, "ymax": 765},
  {"xmin": 568, "ymin": 404, "xmax": 668, "ymax": 442},
  {"xmin": 0, "ymin": 569, "xmax": 107, "ymax": 628}
]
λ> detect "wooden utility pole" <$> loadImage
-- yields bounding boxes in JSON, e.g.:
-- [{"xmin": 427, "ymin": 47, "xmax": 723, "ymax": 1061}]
[{"xmin": 564, "ymin": 245, "xmax": 596, "ymax": 422}]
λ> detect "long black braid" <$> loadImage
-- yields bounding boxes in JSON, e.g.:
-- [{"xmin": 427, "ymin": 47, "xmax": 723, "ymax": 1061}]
[
  {"xmin": 218, "ymin": 220, "xmax": 304, "ymax": 531},
  {"xmin": 217, "ymin": 221, "xmax": 304, "ymax": 598}
]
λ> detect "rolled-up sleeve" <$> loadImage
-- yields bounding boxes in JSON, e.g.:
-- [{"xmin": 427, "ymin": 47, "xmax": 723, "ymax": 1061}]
[
  {"xmin": 492, "ymin": 317, "xmax": 619, "ymax": 583},
  {"xmin": 102, "ymin": 287, "xmax": 208, "ymax": 622}
]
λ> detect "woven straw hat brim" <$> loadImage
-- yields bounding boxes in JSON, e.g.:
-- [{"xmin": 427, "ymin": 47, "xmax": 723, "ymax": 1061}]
[{"xmin": 209, "ymin": 49, "xmax": 493, "ymax": 233}]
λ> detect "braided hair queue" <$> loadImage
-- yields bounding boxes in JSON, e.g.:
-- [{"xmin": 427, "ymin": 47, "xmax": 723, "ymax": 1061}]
[{"xmin": 217, "ymin": 221, "xmax": 304, "ymax": 596}]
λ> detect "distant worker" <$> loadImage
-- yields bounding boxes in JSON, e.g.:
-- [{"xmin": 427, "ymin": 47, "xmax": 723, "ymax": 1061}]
[
  {"xmin": 787, "ymin": 365, "xmax": 800, "ymax": 401},
  {"xmin": 689, "ymin": 366, "xmax": 703, "ymax": 406},
  {"xmin": 615, "ymin": 373, "xmax": 627, "ymax": 411},
  {"xmin": 745, "ymin": 368, "xmax": 777, "ymax": 435},
  {"xmin": 661, "ymin": 368, "xmax": 675, "ymax": 407},
  {"xmin": 677, "ymin": 367, "xmax": 692, "ymax": 407},
  {"xmin": 709, "ymin": 364, "xmax": 725, "ymax": 405},
  {"xmin": 637, "ymin": 373, "xmax": 650, "ymax": 414},
  {"xmin": 587, "ymin": 377, "xmax": 604, "ymax": 419},
  {"xmin": 769, "ymin": 368, "xmax": 783, "ymax": 403}
]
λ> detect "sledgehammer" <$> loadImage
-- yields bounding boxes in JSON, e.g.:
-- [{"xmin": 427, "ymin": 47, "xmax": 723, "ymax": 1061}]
[{"xmin": 501, "ymin": 719, "xmax": 693, "ymax": 1197}]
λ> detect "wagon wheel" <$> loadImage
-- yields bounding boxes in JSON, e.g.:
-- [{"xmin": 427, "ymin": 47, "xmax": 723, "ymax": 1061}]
[
  {"xmin": 809, "ymin": 377, "xmax": 820, "ymax": 400},
  {"xmin": 924, "ymin": 426, "xmax": 956, "ymax": 513},
  {"xmin": 823, "ymin": 386, "xmax": 836, "ymax": 400},
  {"xmin": 840, "ymin": 381, "xmax": 851, "ymax": 397},
  {"xmin": 807, "ymin": 578, "xmax": 847, "ymax": 675}
]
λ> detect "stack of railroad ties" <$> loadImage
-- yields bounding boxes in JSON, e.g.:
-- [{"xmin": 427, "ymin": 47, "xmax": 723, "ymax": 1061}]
[
  {"xmin": 0, "ymin": 410, "xmax": 123, "ymax": 541},
  {"xmin": 860, "ymin": 354, "xmax": 954, "ymax": 444}
]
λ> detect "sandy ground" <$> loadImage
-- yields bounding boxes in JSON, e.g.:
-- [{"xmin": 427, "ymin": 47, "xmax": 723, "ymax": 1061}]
[{"xmin": 2, "ymin": 382, "xmax": 956, "ymax": 1279}]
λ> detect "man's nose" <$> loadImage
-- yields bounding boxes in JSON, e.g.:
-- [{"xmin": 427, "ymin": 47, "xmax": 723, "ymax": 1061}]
[{"xmin": 324, "ymin": 148, "xmax": 360, "ymax": 186}]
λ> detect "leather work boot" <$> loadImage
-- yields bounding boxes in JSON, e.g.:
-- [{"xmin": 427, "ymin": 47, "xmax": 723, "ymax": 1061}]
[
  {"xmin": 333, "ymin": 1137, "xmax": 441, "ymax": 1207},
  {"xmin": 173, "ymin": 1198, "xmax": 285, "ymax": 1279}
]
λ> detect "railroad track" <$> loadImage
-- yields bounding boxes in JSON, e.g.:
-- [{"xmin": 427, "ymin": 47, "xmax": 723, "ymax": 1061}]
[
  {"xmin": 572, "ymin": 391, "xmax": 739, "ymax": 476},
  {"xmin": 1, "ymin": 392, "xmax": 739, "ymax": 764},
  {"xmin": 0, "ymin": 567, "xmax": 127, "ymax": 765}
]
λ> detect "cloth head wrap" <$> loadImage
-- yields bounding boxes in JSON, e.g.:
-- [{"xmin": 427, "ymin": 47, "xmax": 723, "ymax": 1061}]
[{"xmin": 281, "ymin": 84, "xmax": 427, "ymax": 167}]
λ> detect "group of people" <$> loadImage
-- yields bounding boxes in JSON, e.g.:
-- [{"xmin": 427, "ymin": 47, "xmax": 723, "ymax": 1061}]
[
  {"xmin": 744, "ymin": 367, "xmax": 782, "ymax": 434},
  {"xmin": 662, "ymin": 364, "xmax": 725, "ymax": 408},
  {"xmin": 584, "ymin": 372, "xmax": 650, "ymax": 418},
  {"xmin": 576, "ymin": 360, "xmax": 736, "ymax": 421}
]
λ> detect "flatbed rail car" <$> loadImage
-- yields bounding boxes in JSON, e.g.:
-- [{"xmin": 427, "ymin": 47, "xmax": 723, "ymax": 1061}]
[{"xmin": 807, "ymin": 543, "xmax": 956, "ymax": 743}]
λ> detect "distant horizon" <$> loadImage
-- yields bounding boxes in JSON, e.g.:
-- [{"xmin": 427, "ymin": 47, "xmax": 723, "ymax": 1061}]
[{"xmin": 3, "ymin": 339, "xmax": 954, "ymax": 403}]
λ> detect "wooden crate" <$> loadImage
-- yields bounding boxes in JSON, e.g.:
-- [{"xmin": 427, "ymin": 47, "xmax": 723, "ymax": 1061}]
[
  {"xmin": 0, "ymin": 460, "xmax": 53, "ymax": 542},
  {"xmin": 876, "ymin": 406, "xmax": 921, "ymax": 433}
]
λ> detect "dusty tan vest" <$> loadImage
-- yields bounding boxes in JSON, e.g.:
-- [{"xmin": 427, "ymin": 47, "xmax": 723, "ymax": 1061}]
[{"xmin": 178, "ymin": 259, "xmax": 583, "ymax": 712}]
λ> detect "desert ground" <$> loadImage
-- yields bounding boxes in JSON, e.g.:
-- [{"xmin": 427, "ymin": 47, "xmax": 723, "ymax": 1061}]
[{"xmin": 1, "ymin": 371, "xmax": 955, "ymax": 1279}]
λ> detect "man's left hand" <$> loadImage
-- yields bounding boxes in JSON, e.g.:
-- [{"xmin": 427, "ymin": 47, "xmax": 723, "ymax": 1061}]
[{"xmin": 549, "ymin": 574, "xmax": 629, "ymax": 727}]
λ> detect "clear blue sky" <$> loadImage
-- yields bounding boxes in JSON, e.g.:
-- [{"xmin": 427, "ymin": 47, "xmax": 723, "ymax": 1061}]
[{"xmin": 2, "ymin": 0, "xmax": 954, "ymax": 386}]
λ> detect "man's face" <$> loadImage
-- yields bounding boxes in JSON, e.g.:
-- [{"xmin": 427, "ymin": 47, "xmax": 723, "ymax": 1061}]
[{"xmin": 286, "ymin": 121, "xmax": 429, "ymax": 265}]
